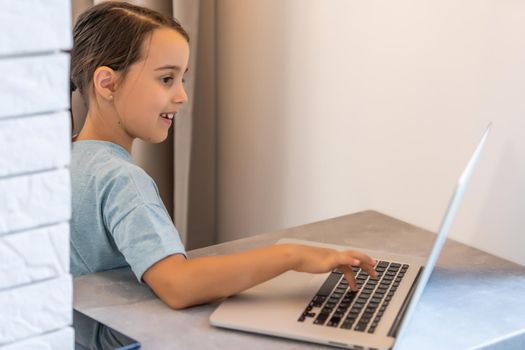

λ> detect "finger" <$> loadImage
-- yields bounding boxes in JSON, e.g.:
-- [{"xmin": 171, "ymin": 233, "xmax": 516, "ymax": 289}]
[
  {"xmin": 336, "ymin": 253, "xmax": 361, "ymax": 267},
  {"xmin": 344, "ymin": 251, "xmax": 377, "ymax": 278},
  {"xmin": 339, "ymin": 265, "xmax": 357, "ymax": 291},
  {"xmin": 359, "ymin": 261, "xmax": 378, "ymax": 279},
  {"xmin": 348, "ymin": 251, "xmax": 376, "ymax": 267}
]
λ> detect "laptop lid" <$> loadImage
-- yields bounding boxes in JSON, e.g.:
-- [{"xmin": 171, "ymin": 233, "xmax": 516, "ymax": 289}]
[{"xmin": 393, "ymin": 123, "xmax": 491, "ymax": 347}]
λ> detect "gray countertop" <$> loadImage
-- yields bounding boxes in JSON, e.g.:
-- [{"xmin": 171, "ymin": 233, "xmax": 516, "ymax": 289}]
[{"xmin": 73, "ymin": 210, "xmax": 525, "ymax": 349}]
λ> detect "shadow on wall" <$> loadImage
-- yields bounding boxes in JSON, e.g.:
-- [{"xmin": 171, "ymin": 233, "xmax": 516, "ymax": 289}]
[
  {"xmin": 216, "ymin": 0, "xmax": 300, "ymax": 242},
  {"xmin": 473, "ymin": 137, "xmax": 525, "ymax": 266}
]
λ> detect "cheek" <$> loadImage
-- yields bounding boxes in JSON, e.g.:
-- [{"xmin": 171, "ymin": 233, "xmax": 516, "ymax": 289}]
[{"xmin": 121, "ymin": 89, "xmax": 156, "ymax": 119}]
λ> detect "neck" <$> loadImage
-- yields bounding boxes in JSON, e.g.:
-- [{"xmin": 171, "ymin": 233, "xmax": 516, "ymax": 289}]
[{"xmin": 75, "ymin": 108, "xmax": 134, "ymax": 154}]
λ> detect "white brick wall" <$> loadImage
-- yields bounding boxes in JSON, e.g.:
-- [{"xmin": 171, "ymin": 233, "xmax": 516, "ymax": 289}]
[
  {"xmin": 0, "ymin": 112, "xmax": 71, "ymax": 177},
  {"xmin": 0, "ymin": 276, "xmax": 72, "ymax": 344},
  {"xmin": 0, "ymin": 328, "xmax": 74, "ymax": 350},
  {"xmin": 0, "ymin": 170, "xmax": 71, "ymax": 235},
  {"xmin": 0, "ymin": 0, "xmax": 71, "ymax": 57},
  {"xmin": 0, "ymin": 224, "xmax": 69, "ymax": 290},
  {"xmin": 0, "ymin": 54, "xmax": 70, "ymax": 119},
  {"xmin": 0, "ymin": 0, "xmax": 73, "ymax": 349}
]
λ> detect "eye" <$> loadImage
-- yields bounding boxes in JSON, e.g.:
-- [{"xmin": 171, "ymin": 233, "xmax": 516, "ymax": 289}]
[{"xmin": 161, "ymin": 76, "xmax": 174, "ymax": 85}]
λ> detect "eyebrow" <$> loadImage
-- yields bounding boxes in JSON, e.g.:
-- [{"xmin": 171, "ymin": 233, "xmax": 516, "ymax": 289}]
[{"xmin": 154, "ymin": 65, "xmax": 189, "ymax": 73}]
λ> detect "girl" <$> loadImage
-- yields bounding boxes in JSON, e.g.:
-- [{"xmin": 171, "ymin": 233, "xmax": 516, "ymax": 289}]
[{"xmin": 70, "ymin": 1, "xmax": 377, "ymax": 310}]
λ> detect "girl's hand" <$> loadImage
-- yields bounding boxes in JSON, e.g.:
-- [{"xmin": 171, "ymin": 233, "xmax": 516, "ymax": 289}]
[{"xmin": 290, "ymin": 244, "xmax": 377, "ymax": 291}]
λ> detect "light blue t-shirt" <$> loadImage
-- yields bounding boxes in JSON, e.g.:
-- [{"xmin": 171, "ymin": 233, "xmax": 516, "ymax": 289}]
[{"xmin": 70, "ymin": 140, "xmax": 186, "ymax": 282}]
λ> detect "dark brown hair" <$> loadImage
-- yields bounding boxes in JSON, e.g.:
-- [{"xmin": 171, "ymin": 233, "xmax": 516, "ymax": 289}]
[{"xmin": 70, "ymin": 1, "xmax": 189, "ymax": 108}]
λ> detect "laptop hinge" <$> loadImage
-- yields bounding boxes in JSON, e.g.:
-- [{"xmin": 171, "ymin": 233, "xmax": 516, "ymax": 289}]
[{"xmin": 388, "ymin": 267, "xmax": 423, "ymax": 338}]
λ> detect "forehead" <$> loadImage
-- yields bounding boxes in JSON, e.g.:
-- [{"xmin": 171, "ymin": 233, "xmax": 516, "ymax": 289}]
[{"xmin": 139, "ymin": 27, "xmax": 190, "ymax": 71}]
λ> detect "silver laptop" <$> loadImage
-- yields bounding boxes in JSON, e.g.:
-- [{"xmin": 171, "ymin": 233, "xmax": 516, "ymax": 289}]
[{"xmin": 210, "ymin": 124, "xmax": 491, "ymax": 350}]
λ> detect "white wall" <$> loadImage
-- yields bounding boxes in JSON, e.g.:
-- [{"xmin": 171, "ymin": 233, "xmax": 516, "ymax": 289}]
[
  {"xmin": 0, "ymin": 0, "xmax": 74, "ymax": 348},
  {"xmin": 216, "ymin": 0, "xmax": 525, "ymax": 266}
]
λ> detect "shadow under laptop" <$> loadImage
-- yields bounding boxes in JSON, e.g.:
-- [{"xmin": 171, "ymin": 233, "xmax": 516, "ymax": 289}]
[{"xmin": 395, "ymin": 265, "xmax": 525, "ymax": 349}]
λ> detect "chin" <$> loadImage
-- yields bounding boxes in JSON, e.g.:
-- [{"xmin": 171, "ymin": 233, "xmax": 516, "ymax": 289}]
[{"xmin": 140, "ymin": 133, "xmax": 169, "ymax": 144}]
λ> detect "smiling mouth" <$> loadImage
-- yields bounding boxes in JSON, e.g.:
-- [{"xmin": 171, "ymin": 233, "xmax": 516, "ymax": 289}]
[{"xmin": 160, "ymin": 113, "xmax": 175, "ymax": 120}]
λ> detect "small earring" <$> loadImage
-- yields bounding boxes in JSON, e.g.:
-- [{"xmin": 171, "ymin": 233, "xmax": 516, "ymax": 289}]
[{"xmin": 108, "ymin": 95, "xmax": 113, "ymax": 100}]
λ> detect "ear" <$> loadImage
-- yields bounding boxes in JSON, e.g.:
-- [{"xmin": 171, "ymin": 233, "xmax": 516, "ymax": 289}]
[{"xmin": 92, "ymin": 66, "xmax": 119, "ymax": 101}]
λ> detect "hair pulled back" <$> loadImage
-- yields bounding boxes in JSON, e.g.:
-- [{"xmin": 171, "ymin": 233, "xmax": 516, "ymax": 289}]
[{"xmin": 70, "ymin": 1, "xmax": 189, "ymax": 106}]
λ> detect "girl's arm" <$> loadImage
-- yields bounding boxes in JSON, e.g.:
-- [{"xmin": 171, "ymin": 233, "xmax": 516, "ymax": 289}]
[{"xmin": 143, "ymin": 243, "xmax": 377, "ymax": 309}]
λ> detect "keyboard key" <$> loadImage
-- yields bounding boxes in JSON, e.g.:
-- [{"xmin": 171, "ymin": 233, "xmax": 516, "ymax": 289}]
[
  {"xmin": 311, "ymin": 295, "xmax": 326, "ymax": 307},
  {"xmin": 341, "ymin": 319, "xmax": 354, "ymax": 329},
  {"xmin": 317, "ymin": 272, "xmax": 342, "ymax": 297},
  {"xmin": 348, "ymin": 311, "xmax": 359, "ymax": 319},
  {"xmin": 377, "ymin": 261, "xmax": 389, "ymax": 268},
  {"xmin": 328, "ymin": 316, "xmax": 342, "ymax": 327},
  {"xmin": 345, "ymin": 290, "xmax": 357, "ymax": 298},
  {"xmin": 314, "ymin": 312, "xmax": 330, "ymax": 325},
  {"xmin": 334, "ymin": 310, "xmax": 345, "ymax": 317},
  {"xmin": 354, "ymin": 323, "xmax": 367, "ymax": 332}
]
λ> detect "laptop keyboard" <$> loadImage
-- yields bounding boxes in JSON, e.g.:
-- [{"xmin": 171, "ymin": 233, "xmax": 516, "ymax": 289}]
[{"xmin": 298, "ymin": 260, "xmax": 409, "ymax": 334}]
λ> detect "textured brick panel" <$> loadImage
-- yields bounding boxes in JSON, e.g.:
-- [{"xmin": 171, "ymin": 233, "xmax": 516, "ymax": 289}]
[
  {"xmin": 0, "ymin": 53, "xmax": 69, "ymax": 119},
  {"xmin": 0, "ymin": 275, "xmax": 72, "ymax": 345},
  {"xmin": 0, "ymin": 169, "xmax": 71, "ymax": 235},
  {"xmin": 0, "ymin": 112, "xmax": 70, "ymax": 177},
  {"xmin": 0, "ymin": 0, "xmax": 72, "ymax": 56},
  {"xmin": 0, "ymin": 327, "xmax": 73, "ymax": 350},
  {"xmin": 0, "ymin": 223, "xmax": 69, "ymax": 290}
]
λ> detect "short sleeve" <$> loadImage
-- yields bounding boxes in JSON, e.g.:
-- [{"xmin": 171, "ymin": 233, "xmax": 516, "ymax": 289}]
[
  {"xmin": 111, "ymin": 203, "xmax": 186, "ymax": 281},
  {"xmin": 102, "ymin": 163, "xmax": 186, "ymax": 282}
]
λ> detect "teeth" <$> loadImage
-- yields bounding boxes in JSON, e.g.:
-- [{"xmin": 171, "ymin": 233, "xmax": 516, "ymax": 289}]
[{"xmin": 161, "ymin": 113, "xmax": 174, "ymax": 120}]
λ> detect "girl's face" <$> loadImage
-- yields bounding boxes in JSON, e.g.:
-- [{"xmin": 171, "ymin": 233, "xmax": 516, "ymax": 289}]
[{"xmin": 113, "ymin": 27, "xmax": 189, "ymax": 143}]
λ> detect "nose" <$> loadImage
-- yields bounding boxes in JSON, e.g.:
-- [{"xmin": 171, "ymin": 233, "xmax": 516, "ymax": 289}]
[{"xmin": 173, "ymin": 84, "xmax": 188, "ymax": 105}]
